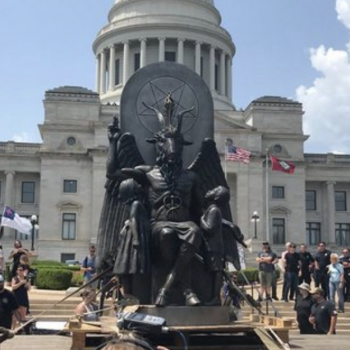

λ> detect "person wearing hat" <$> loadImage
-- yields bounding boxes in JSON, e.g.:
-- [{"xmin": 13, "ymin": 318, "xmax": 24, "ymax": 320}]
[
  {"xmin": 294, "ymin": 282, "xmax": 314, "ymax": 334},
  {"xmin": 309, "ymin": 287, "xmax": 337, "ymax": 335}
]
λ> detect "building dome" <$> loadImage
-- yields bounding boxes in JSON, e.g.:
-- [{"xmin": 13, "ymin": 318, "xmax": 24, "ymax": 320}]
[{"xmin": 93, "ymin": 0, "xmax": 235, "ymax": 110}]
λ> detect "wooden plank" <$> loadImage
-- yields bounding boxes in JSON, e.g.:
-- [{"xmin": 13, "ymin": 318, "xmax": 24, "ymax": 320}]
[{"xmin": 254, "ymin": 328, "xmax": 282, "ymax": 350}]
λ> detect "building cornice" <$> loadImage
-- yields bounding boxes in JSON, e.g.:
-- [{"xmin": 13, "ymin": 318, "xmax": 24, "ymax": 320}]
[{"xmin": 93, "ymin": 21, "xmax": 234, "ymax": 55}]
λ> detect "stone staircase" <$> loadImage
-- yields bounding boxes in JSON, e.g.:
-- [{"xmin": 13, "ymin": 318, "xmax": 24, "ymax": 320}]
[
  {"xmin": 241, "ymin": 300, "xmax": 350, "ymax": 335},
  {"xmin": 27, "ymin": 289, "xmax": 350, "ymax": 335}
]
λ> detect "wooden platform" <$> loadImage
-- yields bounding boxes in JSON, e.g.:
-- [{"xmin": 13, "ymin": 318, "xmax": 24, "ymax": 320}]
[{"xmin": 65, "ymin": 317, "xmax": 294, "ymax": 350}]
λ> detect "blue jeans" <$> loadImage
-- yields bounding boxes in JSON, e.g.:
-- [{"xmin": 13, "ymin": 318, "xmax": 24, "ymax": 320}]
[
  {"xmin": 284, "ymin": 272, "xmax": 299, "ymax": 301},
  {"xmin": 329, "ymin": 281, "xmax": 344, "ymax": 312}
]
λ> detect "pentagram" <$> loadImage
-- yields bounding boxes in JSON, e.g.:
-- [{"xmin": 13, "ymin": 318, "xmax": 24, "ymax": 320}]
[{"xmin": 136, "ymin": 76, "xmax": 199, "ymax": 134}]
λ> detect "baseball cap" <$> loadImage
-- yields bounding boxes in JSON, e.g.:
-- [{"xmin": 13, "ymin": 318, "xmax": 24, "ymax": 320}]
[{"xmin": 0, "ymin": 275, "xmax": 4, "ymax": 283}]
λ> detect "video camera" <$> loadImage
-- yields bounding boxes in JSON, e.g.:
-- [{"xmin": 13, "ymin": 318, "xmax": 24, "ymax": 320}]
[{"xmin": 27, "ymin": 268, "xmax": 38, "ymax": 279}]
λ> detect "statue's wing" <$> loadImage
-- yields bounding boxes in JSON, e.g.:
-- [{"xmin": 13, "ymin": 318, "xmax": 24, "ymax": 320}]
[
  {"xmin": 188, "ymin": 138, "xmax": 241, "ymax": 270},
  {"xmin": 96, "ymin": 133, "xmax": 145, "ymax": 269}
]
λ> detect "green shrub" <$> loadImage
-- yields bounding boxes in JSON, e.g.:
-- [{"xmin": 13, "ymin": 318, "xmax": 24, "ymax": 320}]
[
  {"xmin": 237, "ymin": 268, "xmax": 259, "ymax": 284},
  {"xmin": 35, "ymin": 269, "xmax": 73, "ymax": 290},
  {"xmin": 71, "ymin": 271, "xmax": 84, "ymax": 287},
  {"xmin": 32, "ymin": 260, "xmax": 66, "ymax": 267}
]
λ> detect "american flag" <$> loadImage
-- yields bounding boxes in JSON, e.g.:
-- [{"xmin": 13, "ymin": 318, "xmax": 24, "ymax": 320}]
[{"xmin": 226, "ymin": 145, "xmax": 251, "ymax": 164}]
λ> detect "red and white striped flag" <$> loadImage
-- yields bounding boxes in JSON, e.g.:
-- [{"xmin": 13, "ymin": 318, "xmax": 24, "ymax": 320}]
[{"xmin": 226, "ymin": 145, "xmax": 251, "ymax": 164}]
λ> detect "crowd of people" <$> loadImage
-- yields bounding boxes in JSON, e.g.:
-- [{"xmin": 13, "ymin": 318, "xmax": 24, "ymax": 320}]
[{"xmin": 257, "ymin": 241, "xmax": 349, "ymax": 335}]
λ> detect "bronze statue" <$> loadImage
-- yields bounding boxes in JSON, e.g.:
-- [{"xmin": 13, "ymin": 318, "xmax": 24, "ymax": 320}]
[{"xmin": 96, "ymin": 94, "xmax": 242, "ymax": 307}]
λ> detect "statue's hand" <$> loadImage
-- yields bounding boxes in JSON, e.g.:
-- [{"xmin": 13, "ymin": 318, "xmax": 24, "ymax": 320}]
[{"xmin": 107, "ymin": 116, "xmax": 121, "ymax": 141}]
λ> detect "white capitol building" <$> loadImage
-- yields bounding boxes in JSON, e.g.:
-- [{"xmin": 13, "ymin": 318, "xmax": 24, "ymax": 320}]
[{"xmin": 0, "ymin": 0, "xmax": 349, "ymax": 262}]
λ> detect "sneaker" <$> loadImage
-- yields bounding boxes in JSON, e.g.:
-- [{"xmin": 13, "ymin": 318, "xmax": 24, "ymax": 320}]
[
  {"xmin": 283, "ymin": 299, "xmax": 289, "ymax": 303},
  {"xmin": 337, "ymin": 310, "xmax": 344, "ymax": 313},
  {"xmin": 272, "ymin": 296, "xmax": 279, "ymax": 301}
]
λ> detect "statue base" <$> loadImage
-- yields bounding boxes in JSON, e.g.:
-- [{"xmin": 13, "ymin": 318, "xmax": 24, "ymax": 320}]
[{"xmin": 137, "ymin": 306, "xmax": 230, "ymax": 326}]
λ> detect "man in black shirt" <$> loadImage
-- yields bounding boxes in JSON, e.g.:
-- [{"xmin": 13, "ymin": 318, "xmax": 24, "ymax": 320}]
[
  {"xmin": 298, "ymin": 244, "xmax": 314, "ymax": 285},
  {"xmin": 0, "ymin": 275, "xmax": 21, "ymax": 329},
  {"xmin": 309, "ymin": 287, "xmax": 337, "ymax": 334},
  {"xmin": 283, "ymin": 243, "xmax": 301, "ymax": 302},
  {"xmin": 314, "ymin": 242, "xmax": 331, "ymax": 299},
  {"xmin": 256, "ymin": 243, "xmax": 277, "ymax": 301},
  {"xmin": 339, "ymin": 248, "xmax": 350, "ymax": 302}
]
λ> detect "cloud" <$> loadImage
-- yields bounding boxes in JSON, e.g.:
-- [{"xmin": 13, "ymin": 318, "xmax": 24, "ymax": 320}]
[
  {"xmin": 296, "ymin": 0, "xmax": 350, "ymax": 154},
  {"xmin": 12, "ymin": 132, "xmax": 35, "ymax": 143}
]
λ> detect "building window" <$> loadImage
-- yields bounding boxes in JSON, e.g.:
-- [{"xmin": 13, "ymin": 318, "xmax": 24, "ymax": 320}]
[
  {"xmin": 62, "ymin": 213, "xmax": 76, "ymax": 240},
  {"xmin": 67, "ymin": 137, "xmax": 76, "ymax": 146},
  {"xmin": 21, "ymin": 182, "xmax": 35, "ymax": 203},
  {"xmin": 61, "ymin": 253, "xmax": 75, "ymax": 264},
  {"xmin": 272, "ymin": 218, "xmax": 285, "ymax": 244},
  {"xmin": 336, "ymin": 223, "xmax": 350, "ymax": 246},
  {"xmin": 335, "ymin": 191, "xmax": 347, "ymax": 211},
  {"xmin": 134, "ymin": 53, "xmax": 140, "ymax": 72},
  {"xmin": 63, "ymin": 180, "xmax": 77, "ymax": 193},
  {"xmin": 306, "ymin": 222, "xmax": 321, "ymax": 245},
  {"xmin": 272, "ymin": 186, "xmax": 285, "ymax": 199},
  {"xmin": 115, "ymin": 59, "xmax": 120, "ymax": 85},
  {"xmin": 306, "ymin": 190, "xmax": 317, "ymax": 211},
  {"xmin": 165, "ymin": 51, "xmax": 176, "ymax": 62}
]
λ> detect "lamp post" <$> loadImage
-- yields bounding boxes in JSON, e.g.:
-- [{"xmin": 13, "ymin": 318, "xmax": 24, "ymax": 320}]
[
  {"xmin": 30, "ymin": 215, "xmax": 38, "ymax": 251},
  {"xmin": 251, "ymin": 211, "xmax": 260, "ymax": 239}
]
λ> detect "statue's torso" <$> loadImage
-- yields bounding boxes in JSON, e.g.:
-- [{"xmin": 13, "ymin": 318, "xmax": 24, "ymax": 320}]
[{"xmin": 146, "ymin": 167, "xmax": 195, "ymax": 222}]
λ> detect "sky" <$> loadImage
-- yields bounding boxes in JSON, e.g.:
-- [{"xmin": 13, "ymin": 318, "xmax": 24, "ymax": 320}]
[{"xmin": 0, "ymin": 0, "xmax": 350, "ymax": 153}]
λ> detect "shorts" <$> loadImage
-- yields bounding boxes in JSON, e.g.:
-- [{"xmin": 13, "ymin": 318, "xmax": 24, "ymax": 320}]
[{"xmin": 259, "ymin": 271, "xmax": 273, "ymax": 287}]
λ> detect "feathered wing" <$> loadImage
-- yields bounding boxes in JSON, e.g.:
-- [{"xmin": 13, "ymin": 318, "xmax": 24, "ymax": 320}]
[
  {"xmin": 96, "ymin": 133, "xmax": 145, "ymax": 269},
  {"xmin": 188, "ymin": 138, "xmax": 241, "ymax": 270}
]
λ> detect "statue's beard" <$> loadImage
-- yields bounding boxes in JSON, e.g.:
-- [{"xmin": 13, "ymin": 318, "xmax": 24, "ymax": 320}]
[{"xmin": 160, "ymin": 158, "xmax": 183, "ymax": 192}]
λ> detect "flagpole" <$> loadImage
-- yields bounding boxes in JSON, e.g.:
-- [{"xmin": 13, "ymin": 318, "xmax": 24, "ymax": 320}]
[{"xmin": 265, "ymin": 149, "xmax": 270, "ymax": 243}]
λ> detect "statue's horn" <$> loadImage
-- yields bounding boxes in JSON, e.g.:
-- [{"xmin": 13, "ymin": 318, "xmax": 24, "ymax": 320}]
[
  {"xmin": 176, "ymin": 106, "xmax": 194, "ymax": 132},
  {"xmin": 142, "ymin": 102, "xmax": 166, "ymax": 129}
]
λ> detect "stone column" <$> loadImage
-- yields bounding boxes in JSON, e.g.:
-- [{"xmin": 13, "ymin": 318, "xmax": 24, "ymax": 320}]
[
  {"xmin": 327, "ymin": 181, "xmax": 336, "ymax": 243},
  {"xmin": 95, "ymin": 53, "xmax": 101, "ymax": 93},
  {"xmin": 140, "ymin": 38, "xmax": 147, "ymax": 68},
  {"xmin": 109, "ymin": 45, "xmax": 116, "ymax": 91},
  {"xmin": 220, "ymin": 51, "xmax": 226, "ymax": 95},
  {"xmin": 4, "ymin": 171, "xmax": 15, "ymax": 238},
  {"xmin": 100, "ymin": 50, "xmax": 106, "ymax": 94},
  {"xmin": 209, "ymin": 45, "xmax": 215, "ymax": 90},
  {"xmin": 195, "ymin": 41, "xmax": 201, "ymax": 75},
  {"xmin": 123, "ymin": 41, "xmax": 130, "ymax": 85},
  {"xmin": 158, "ymin": 37, "xmax": 165, "ymax": 62},
  {"xmin": 177, "ymin": 38, "xmax": 184, "ymax": 64},
  {"xmin": 226, "ymin": 56, "xmax": 232, "ymax": 99}
]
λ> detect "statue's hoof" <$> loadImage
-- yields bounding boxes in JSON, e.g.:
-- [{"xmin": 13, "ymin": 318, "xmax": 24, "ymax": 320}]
[
  {"xmin": 184, "ymin": 289, "xmax": 201, "ymax": 306},
  {"xmin": 155, "ymin": 289, "xmax": 169, "ymax": 307}
]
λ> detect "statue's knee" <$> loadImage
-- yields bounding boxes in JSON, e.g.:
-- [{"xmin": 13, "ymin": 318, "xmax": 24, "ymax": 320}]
[{"xmin": 160, "ymin": 228, "xmax": 175, "ymax": 236}]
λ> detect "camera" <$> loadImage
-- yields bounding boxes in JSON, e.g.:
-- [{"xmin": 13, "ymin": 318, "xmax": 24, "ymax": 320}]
[{"xmin": 27, "ymin": 268, "xmax": 38, "ymax": 279}]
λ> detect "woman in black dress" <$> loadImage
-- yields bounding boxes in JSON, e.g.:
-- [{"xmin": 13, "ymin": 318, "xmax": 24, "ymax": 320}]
[
  {"xmin": 294, "ymin": 282, "xmax": 314, "ymax": 334},
  {"xmin": 11, "ymin": 265, "xmax": 30, "ymax": 328}
]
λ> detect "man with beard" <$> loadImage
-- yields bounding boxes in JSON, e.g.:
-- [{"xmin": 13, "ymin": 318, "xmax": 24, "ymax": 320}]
[
  {"xmin": 0, "ymin": 275, "xmax": 22, "ymax": 330},
  {"xmin": 309, "ymin": 287, "xmax": 337, "ymax": 335}
]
